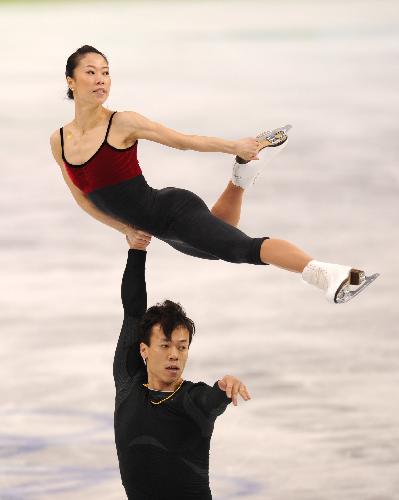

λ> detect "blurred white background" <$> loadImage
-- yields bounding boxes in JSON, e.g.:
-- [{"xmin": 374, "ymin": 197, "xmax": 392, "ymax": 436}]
[{"xmin": 0, "ymin": 1, "xmax": 398, "ymax": 499}]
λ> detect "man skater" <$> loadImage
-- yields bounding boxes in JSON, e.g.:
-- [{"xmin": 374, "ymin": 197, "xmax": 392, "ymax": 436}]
[{"xmin": 114, "ymin": 231, "xmax": 251, "ymax": 500}]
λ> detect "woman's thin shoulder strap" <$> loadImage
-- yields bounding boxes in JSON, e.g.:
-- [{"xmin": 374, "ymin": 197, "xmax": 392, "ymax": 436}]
[
  {"xmin": 59, "ymin": 128, "xmax": 66, "ymax": 161},
  {"xmin": 105, "ymin": 111, "xmax": 117, "ymax": 142}
]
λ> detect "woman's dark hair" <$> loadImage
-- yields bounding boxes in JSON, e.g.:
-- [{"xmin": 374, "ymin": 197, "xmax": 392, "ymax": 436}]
[
  {"xmin": 140, "ymin": 300, "xmax": 196, "ymax": 346},
  {"xmin": 65, "ymin": 45, "xmax": 108, "ymax": 100}
]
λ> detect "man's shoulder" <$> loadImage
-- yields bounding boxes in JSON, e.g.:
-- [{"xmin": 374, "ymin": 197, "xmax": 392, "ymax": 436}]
[
  {"xmin": 183, "ymin": 380, "xmax": 211, "ymax": 388},
  {"xmin": 181, "ymin": 380, "xmax": 227, "ymax": 405},
  {"xmin": 181, "ymin": 380, "xmax": 214, "ymax": 395},
  {"xmin": 179, "ymin": 380, "xmax": 229, "ymax": 436}
]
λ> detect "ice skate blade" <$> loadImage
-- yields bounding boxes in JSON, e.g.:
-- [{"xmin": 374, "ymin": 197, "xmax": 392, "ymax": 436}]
[
  {"xmin": 335, "ymin": 273, "xmax": 380, "ymax": 304},
  {"xmin": 257, "ymin": 124, "xmax": 292, "ymax": 148}
]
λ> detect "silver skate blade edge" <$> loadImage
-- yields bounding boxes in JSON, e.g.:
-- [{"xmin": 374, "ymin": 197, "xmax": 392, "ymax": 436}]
[
  {"xmin": 335, "ymin": 273, "xmax": 380, "ymax": 304},
  {"xmin": 282, "ymin": 124, "xmax": 293, "ymax": 133}
]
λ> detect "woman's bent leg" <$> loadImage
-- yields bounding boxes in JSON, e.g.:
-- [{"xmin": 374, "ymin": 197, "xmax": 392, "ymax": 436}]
[{"xmin": 210, "ymin": 181, "xmax": 244, "ymax": 227}]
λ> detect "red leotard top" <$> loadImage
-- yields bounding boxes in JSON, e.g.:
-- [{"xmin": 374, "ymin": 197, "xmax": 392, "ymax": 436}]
[{"xmin": 60, "ymin": 111, "xmax": 142, "ymax": 194}]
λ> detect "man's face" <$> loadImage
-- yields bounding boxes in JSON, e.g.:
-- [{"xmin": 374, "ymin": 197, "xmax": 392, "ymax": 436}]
[{"xmin": 140, "ymin": 325, "xmax": 190, "ymax": 388}]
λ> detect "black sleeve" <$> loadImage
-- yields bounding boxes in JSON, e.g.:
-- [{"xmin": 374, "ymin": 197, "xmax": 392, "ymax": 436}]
[
  {"xmin": 183, "ymin": 382, "xmax": 231, "ymax": 436},
  {"xmin": 121, "ymin": 249, "xmax": 147, "ymax": 317},
  {"xmin": 113, "ymin": 249, "xmax": 147, "ymax": 393}
]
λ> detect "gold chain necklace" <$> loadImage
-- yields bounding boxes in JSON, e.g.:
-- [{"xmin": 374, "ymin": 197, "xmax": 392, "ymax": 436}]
[{"xmin": 143, "ymin": 379, "xmax": 184, "ymax": 405}]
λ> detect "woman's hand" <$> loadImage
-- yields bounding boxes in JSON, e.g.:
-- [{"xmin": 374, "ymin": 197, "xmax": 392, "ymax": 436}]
[
  {"xmin": 218, "ymin": 375, "xmax": 251, "ymax": 406},
  {"xmin": 234, "ymin": 137, "xmax": 261, "ymax": 162},
  {"xmin": 125, "ymin": 227, "xmax": 152, "ymax": 251}
]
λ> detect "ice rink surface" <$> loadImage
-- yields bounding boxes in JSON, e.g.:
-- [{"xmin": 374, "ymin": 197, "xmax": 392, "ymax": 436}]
[{"xmin": 0, "ymin": 0, "xmax": 398, "ymax": 498}]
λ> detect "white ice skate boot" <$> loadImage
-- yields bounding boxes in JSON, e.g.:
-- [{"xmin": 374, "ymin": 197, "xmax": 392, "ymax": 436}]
[
  {"xmin": 232, "ymin": 124, "xmax": 292, "ymax": 189},
  {"xmin": 302, "ymin": 260, "xmax": 380, "ymax": 304}
]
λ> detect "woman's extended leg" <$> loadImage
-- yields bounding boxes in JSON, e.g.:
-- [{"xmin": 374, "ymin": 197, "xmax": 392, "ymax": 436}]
[
  {"xmin": 210, "ymin": 181, "xmax": 313, "ymax": 272},
  {"xmin": 161, "ymin": 181, "xmax": 378, "ymax": 303},
  {"xmin": 260, "ymin": 239, "xmax": 312, "ymax": 273}
]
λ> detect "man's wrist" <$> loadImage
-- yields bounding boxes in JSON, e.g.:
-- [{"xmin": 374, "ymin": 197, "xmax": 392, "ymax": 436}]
[{"xmin": 128, "ymin": 248, "xmax": 147, "ymax": 254}]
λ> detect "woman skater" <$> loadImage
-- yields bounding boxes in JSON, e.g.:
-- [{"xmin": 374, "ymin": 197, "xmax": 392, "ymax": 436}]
[{"xmin": 50, "ymin": 45, "xmax": 378, "ymax": 304}]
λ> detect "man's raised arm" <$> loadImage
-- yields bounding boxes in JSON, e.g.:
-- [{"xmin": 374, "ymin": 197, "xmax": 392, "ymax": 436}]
[{"xmin": 114, "ymin": 232, "xmax": 152, "ymax": 393}]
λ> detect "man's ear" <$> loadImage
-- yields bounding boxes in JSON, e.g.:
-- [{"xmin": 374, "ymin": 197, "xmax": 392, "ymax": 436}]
[{"xmin": 140, "ymin": 342, "xmax": 148, "ymax": 363}]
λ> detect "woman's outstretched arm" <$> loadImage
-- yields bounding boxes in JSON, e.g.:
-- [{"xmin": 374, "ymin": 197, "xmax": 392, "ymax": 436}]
[{"xmin": 115, "ymin": 111, "xmax": 260, "ymax": 162}]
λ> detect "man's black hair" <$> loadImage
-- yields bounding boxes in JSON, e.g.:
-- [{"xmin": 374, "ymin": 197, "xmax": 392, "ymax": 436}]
[{"xmin": 140, "ymin": 300, "xmax": 195, "ymax": 346}]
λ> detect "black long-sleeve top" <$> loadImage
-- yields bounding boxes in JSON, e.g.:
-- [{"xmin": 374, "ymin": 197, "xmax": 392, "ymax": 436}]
[{"xmin": 114, "ymin": 249, "xmax": 231, "ymax": 500}]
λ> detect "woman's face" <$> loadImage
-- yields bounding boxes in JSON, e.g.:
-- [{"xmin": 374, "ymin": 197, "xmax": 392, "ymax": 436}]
[{"xmin": 67, "ymin": 52, "xmax": 111, "ymax": 104}]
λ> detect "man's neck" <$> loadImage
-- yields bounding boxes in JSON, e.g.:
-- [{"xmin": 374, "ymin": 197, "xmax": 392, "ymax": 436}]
[{"xmin": 146, "ymin": 374, "xmax": 183, "ymax": 392}]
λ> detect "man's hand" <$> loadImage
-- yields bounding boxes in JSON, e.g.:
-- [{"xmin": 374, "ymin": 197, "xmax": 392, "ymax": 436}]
[
  {"xmin": 234, "ymin": 138, "xmax": 260, "ymax": 162},
  {"xmin": 126, "ymin": 228, "xmax": 152, "ymax": 251},
  {"xmin": 218, "ymin": 375, "xmax": 251, "ymax": 406}
]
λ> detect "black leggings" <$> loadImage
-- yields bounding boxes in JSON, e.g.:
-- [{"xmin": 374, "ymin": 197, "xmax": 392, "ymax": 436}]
[{"xmin": 88, "ymin": 175, "xmax": 268, "ymax": 265}]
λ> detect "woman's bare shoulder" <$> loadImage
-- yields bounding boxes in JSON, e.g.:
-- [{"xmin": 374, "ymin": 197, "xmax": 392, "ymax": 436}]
[
  {"xmin": 115, "ymin": 110, "xmax": 150, "ymax": 128},
  {"xmin": 50, "ymin": 128, "xmax": 60, "ymax": 144},
  {"xmin": 49, "ymin": 127, "xmax": 66, "ymax": 165}
]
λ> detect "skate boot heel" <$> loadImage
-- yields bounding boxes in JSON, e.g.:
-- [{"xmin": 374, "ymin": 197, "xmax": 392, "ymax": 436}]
[
  {"xmin": 350, "ymin": 269, "xmax": 365, "ymax": 286},
  {"xmin": 235, "ymin": 155, "xmax": 249, "ymax": 165}
]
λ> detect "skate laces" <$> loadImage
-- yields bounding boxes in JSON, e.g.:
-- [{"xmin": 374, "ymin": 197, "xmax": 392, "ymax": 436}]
[
  {"xmin": 303, "ymin": 261, "xmax": 329, "ymax": 290},
  {"xmin": 313, "ymin": 266, "xmax": 328, "ymax": 290}
]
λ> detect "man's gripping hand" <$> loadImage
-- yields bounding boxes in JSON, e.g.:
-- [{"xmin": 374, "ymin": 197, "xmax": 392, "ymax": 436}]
[
  {"xmin": 126, "ymin": 228, "xmax": 152, "ymax": 251},
  {"xmin": 218, "ymin": 375, "xmax": 251, "ymax": 406}
]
